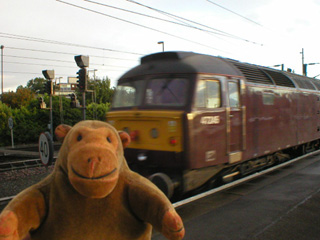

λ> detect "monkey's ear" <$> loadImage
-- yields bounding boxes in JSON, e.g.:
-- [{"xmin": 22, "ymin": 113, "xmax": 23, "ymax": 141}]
[
  {"xmin": 55, "ymin": 124, "xmax": 72, "ymax": 142},
  {"xmin": 118, "ymin": 131, "xmax": 131, "ymax": 148}
]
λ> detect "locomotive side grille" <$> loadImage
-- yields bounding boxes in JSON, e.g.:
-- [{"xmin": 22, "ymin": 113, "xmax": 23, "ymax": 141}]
[
  {"xmin": 291, "ymin": 75, "xmax": 316, "ymax": 90},
  {"xmin": 261, "ymin": 69, "xmax": 296, "ymax": 88},
  {"xmin": 227, "ymin": 60, "xmax": 274, "ymax": 85}
]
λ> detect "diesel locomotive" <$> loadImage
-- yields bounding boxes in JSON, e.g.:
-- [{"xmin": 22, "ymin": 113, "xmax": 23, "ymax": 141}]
[{"xmin": 106, "ymin": 51, "xmax": 320, "ymax": 198}]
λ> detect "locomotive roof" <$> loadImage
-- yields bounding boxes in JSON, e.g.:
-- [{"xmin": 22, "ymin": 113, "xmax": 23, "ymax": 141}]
[{"xmin": 120, "ymin": 51, "xmax": 320, "ymax": 91}]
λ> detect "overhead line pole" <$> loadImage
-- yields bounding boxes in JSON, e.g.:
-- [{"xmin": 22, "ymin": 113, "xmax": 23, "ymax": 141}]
[{"xmin": 1, "ymin": 45, "xmax": 3, "ymax": 96}]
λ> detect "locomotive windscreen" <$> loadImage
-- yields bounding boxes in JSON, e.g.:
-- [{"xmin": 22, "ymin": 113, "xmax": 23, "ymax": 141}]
[{"xmin": 112, "ymin": 76, "xmax": 189, "ymax": 109}]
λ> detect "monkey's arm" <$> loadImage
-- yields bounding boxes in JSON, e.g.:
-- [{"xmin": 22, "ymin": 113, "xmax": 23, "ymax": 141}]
[{"xmin": 0, "ymin": 188, "xmax": 46, "ymax": 240}]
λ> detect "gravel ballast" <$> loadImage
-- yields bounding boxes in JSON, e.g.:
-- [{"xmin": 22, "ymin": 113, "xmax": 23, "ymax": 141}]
[{"xmin": 0, "ymin": 165, "xmax": 54, "ymax": 211}]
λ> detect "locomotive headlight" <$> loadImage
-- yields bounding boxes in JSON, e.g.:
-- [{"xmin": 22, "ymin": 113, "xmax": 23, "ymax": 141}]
[
  {"xmin": 150, "ymin": 128, "xmax": 159, "ymax": 138},
  {"xmin": 137, "ymin": 153, "xmax": 147, "ymax": 161}
]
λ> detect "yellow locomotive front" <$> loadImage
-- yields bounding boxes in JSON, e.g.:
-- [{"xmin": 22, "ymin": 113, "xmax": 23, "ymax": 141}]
[{"xmin": 106, "ymin": 74, "xmax": 191, "ymax": 198}]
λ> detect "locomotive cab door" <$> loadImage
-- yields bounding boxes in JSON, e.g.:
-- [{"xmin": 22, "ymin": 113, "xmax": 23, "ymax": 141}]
[
  {"xmin": 188, "ymin": 77, "xmax": 227, "ymax": 168},
  {"xmin": 227, "ymin": 79, "xmax": 245, "ymax": 164}
]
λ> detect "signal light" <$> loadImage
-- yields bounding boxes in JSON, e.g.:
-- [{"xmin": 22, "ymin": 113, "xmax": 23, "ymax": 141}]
[
  {"xmin": 77, "ymin": 68, "xmax": 87, "ymax": 91},
  {"xmin": 44, "ymin": 80, "xmax": 53, "ymax": 95},
  {"xmin": 130, "ymin": 130, "xmax": 139, "ymax": 141},
  {"xmin": 169, "ymin": 137, "xmax": 177, "ymax": 146},
  {"xmin": 42, "ymin": 70, "xmax": 54, "ymax": 95}
]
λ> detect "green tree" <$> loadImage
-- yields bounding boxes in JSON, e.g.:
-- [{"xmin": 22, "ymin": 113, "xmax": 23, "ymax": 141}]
[
  {"xmin": 26, "ymin": 77, "xmax": 46, "ymax": 93},
  {"xmin": 86, "ymin": 102, "xmax": 111, "ymax": 121},
  {"xmin": 1, "ymin": 87, "xmax": 35, "ymax": 109},
  {"xmin": 86, "ymin": 77, "xmax": 115, "ymax": 104},
  {"xmin": 50, "ymin": 95, "xmax": 82, "ymax": 127},
  {"xmin": 0, "ymin": 73, "xmax": 116, "ymax": 146},
  {"xmin": 0, "ymin": 101, "xmax": 13, "ymax": 146},
  {"xmin": 12, "ymin": 105, "xmax": 47, "ymax": 144}
]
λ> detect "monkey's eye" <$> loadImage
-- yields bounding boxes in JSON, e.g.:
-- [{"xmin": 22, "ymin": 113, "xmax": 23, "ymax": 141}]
[
  {"xmin": 107, "ymin": 137, "xmax": 112, "ymax": 143},
  {"xmin": 77, "ymin": 134, "xmax": 82, "ymax": 141}
]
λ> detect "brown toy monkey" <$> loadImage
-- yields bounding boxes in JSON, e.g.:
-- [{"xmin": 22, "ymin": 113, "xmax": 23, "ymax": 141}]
[{"xmin": 0, "ymin": 120, "xmax": 184, "ymax": 240}]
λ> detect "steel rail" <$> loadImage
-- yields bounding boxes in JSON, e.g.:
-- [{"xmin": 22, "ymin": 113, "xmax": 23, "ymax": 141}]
[
  {"xmin": 173, "ymin": 149, "xmax": 320, "ymax": 208},
  {"xmin": 0, "ymin": 196, "xmax": 15, "ymax": 204},
  {"xmin": 0, "ymin": 158, "xmax": 56, "ymax": 172}
]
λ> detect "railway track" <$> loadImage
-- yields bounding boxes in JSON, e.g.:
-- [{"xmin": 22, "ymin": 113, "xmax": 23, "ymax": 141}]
[
  {"xmin": 0, "ymin": 196, "xmax": 15, "ymax": 210},
  {"xmin": 0, "ymin": 158, "xmax": 56, "ymax": 172},
  {"xmin": 1, "ymin": 149, "xmax": 319, "ymax": 211}
]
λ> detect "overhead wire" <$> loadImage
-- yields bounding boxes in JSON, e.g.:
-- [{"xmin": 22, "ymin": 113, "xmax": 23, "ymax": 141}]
[
  {"xmin": 206, "ymin": 0, "xmax": 263, "ymax": 27},
  {"xmin": 83, "ymin": 0, "xmax": 192, "ymax": 28},
  {"xmin": 4, "ymin": 55, "xmax": 129, "ymax": 68},
  {"xmin": 5, "ymin": 46, "xmax": 138, "ymax": 61},
  {"xmin": 1, "ymin": 39, "xmax": 135, "ymax": 83},
  {"xmin": 83, "ymin": 0, "xmax": 244, "ymax": 41},
  {"xmin": 0, "ymin": 32, "xmax": 143, "ymax": 56},
  {"xmin": 5, "ymin": 61, "xmax": 76, "ymax": 69},
  {"xmin": 125, "ymin": 0, "xmax": 263, "ymax": 45},
  {"xmin": 125, "ymin": 0, "xmax": 235, "ymax": 36},
  {"xmin": 56, "ymin": 0, "xmax": 229, "ymax": 53},
  {"xmin": 4, "ymin": 71, "xmax": 70, "ymax": 76},
  {"xmin": 5, "ymin": 61, "xmax": 128, "ymax": 71}
]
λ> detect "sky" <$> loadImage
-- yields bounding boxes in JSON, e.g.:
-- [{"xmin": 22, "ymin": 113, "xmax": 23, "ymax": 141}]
[{"xmin": 1, "ymin": 0, "xmax": 320, "ymax": 92}]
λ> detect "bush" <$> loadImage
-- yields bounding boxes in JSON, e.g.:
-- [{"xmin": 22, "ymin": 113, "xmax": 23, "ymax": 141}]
[
  {"xmin": 0, "ymin": 102, "xmax": 13, "ymax": 146},
  {"xmin": 86, "ymin": 102, "xmax": 111, "ymax": 121},
  {"xmin": 0, "ymin": 96, "xmax": 111, "ymax": 147}
]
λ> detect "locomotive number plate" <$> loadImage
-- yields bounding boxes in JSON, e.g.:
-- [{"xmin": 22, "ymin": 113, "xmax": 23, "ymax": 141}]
[{"xmin": 200, "ymin": 116, "xmax": 220, "ymax": 125}]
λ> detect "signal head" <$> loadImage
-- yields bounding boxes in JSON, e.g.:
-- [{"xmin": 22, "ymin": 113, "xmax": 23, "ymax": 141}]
[
  {"xmin": 74, "ymin": 55, "xmax": 89, "ymax": 68},
  {"xmin": 42, "ymin": 70, "xmax": 55, "ymax": 80}
]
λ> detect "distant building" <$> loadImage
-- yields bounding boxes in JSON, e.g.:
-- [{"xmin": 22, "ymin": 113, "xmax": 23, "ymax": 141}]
[
  {"xmin": 68, "ymin": 77, "xmax": 78, "ymax": 84},
  {"xmin": 54, "ymin": 77, "xmax": 78, "ymax": 96}
]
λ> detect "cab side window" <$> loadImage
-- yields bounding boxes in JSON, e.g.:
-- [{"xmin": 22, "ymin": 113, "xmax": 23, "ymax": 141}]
[
  {"xmin": 228, "ymin": 81, "xmax": 240, "ymax": 108},
  {"xmin": 195, "ymin": 80, "xmax": 221, "ymax": 108}
]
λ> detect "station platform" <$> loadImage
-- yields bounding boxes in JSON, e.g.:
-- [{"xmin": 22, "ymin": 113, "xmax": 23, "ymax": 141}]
[{"xmin": 153, "ymin": 154, "xmax": 320, "ymax": 240}]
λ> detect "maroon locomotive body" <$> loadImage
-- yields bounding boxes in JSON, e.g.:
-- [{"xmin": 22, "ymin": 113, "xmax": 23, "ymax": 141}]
[{"xmin": 107, "ymin": 52, "xmax": 320, "ymax": 198}]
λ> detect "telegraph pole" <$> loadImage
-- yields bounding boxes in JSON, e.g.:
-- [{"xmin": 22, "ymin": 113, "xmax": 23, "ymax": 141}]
[{"xmin": 1, "ymin": 45, "xmax": 4, "ymax": 96}]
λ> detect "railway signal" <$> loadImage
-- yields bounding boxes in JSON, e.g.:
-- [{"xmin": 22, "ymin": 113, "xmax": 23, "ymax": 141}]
[
  {"xmin": 74, "ymin": 55, "xmax": 89, "ymax": 120},
  {"xmin": 38, "ymin": 97, "xmax": 46, "ymax": 109},
  {"xmin": 76, "ymin": 68, "xmax": 87, "ymax": 91},
  {"xmin": 42, "ymin": 70, "xmax": 55, "ymax": 95},
  {"xmin": 42, "ymin": 69, "xmax": 55, "ymax": 137},
  {"xmin": 44, "ymin": 80, "xmax": 53, "ymax": 95},
  {"xmin": 75, "ymin": 55, "xmax": 89, "ymax": 68},
  {"xmin": 70, "ymin": 93, "xmax": 80, "ymax": 108}
]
